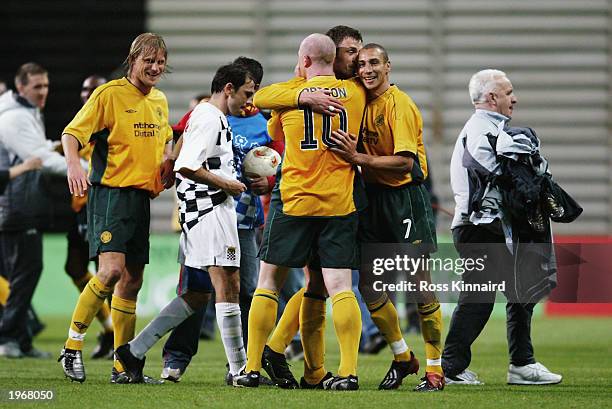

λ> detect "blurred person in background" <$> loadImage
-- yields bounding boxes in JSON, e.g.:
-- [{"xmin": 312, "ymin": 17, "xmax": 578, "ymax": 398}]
[{"xmin": 0, "ymin": 62, "xmax": 71, "ymax": 358}]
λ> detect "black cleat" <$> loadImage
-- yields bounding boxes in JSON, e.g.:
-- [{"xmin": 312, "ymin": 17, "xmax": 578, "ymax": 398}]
[
  {"xmin": 110, "ymin": 367, "xmax": 163, "ymax": 384},
  {"xmin": 361, "ymin": 333, "xmax": 387, "ymax": 355},
  {"xmin": 378, "ymin": 352, "xmax": 420, "ymax": 390},
  {"xmin": 299, "ymin": 371, "xmax": 333, "ymax": 389},
  {"xmin": 110, "ymin": 367, "xmax": 131, "ymax": 384},
  {"xmin": 91, "ymin": 331, "xmax": 114, "ymax": 360},
  {"xmin": 262, "ymin": 345, "xmax": 299, "ymax": 389},
  {"xmin": 59, "ymin": 347, "xmax": 86, "ymax": 383},
  {"xmin": 114, "ymin": 344, "xmax": 145, "ymax": 383},
  {"xmin": 322, "ymin": 374, "xmax": 359, "ymax": 390},
  {"xmin": 226, "ymin": 367, "xmax": 274, "ymax": 387},
  {"xmin": 414, "ymin": 372, "xmax": 445, "ymax": 392},
  {"xmin": 233, "ymin": 370, "xmax": 260, "ymax": 388}
]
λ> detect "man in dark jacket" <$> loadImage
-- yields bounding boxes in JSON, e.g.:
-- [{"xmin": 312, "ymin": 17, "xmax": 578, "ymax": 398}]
[{"xmin": 443, "ymin": 69, "xmax": 562, "ymax": 386}]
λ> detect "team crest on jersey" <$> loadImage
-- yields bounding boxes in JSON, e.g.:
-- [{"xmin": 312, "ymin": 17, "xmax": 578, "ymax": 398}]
[
  {"xmin": 157, "ymin": 107, "xmax": 163, "ymax": 118},
  {"xmin": 375, "ymin": 114, "xmax": 385, "ymax": 127},
  {"xmin": 100, "ymin": 231, "xmax": 112, "ymax": 244},
  {"xmin": 226, "ymin": 247, "xmax": 237, "ymax": 261}
]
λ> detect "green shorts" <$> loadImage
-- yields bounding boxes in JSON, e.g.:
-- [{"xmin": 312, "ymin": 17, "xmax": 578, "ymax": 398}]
[
  {"xmin": 359, "ymin": 183, "xmax": 437, "ymax": 252},
  {"xmin": 259, "ymin": 207, "xmax": 359, "ymax": 269},
  {"xmin": 87, "ymin": 184, "xmax": 151, "ymax": 264}
]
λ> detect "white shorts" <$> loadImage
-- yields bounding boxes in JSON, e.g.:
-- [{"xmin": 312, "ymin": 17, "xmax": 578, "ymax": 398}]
[{"xmin": 178, "ymin": 198, "xmax": 240, "ymax": 269}]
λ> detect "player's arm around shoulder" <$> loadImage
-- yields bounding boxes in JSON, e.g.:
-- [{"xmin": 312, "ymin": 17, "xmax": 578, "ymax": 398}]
[{"xmin": 253, "ymin": 77, "xmax": 306, "ymax": 110}]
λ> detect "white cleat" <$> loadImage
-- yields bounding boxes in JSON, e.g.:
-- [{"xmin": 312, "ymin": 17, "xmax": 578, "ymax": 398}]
[
  {"xmin": 160, "ymin": 367, "xmax": 183, "ymax": 383},
  {"xmin": 445, "ymin": 368, "xmax": 484, "ymax": 385},
  {"xmin": 507, "ymin": 362, "xmax": 562, "ymax": 385}
]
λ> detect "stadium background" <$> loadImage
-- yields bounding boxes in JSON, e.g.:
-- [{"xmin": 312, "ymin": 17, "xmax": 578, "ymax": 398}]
[{"xmin": 2, "ymin": 0, "xmax": 612, "ymax": 323}]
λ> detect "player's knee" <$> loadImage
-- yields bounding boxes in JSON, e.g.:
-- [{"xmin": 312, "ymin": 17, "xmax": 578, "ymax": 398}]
[
  {"xmin": 322, "ymin": 268, "xmax": 352, "ymax": 296},
  {"xmin": 97, "ymin": 265, "xmax": 122, "ymax": 286},
  {"xmin": 256, "ymin": 262, "xmax": 281, "ymax": 291},
  {"xmin": 181, "ymin": 291, "xmax": 210, "ymax": 310},
  {"xmin": 119, "ymin": 273, "xmax": 143, "ymax": 296}
]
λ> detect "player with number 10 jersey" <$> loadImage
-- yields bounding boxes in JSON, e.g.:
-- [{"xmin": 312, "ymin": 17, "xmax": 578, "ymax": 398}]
[{"xmin": 258, "ymin": 77, "xmax": 366, "ymax": 218}]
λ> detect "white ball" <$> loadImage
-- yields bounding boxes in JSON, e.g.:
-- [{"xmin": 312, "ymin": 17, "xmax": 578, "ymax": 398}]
[{"xmin": 243, "ymin": 146, "xmax": 281, "ymax": 177}]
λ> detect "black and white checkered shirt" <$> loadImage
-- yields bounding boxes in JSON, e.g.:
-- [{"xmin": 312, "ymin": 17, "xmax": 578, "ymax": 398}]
[{"xmin": 174, "ymin": 103, "xmax": 236, "ymax": 231}]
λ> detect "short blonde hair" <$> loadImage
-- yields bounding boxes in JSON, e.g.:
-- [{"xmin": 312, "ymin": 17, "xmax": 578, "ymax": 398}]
[
  {"xmin": 468, "ymin": 69, "xmax": 507, "ymax": 105},
  {"xmin": 124, "ymin": 33, "xmax": 168, "ymax": 75}
]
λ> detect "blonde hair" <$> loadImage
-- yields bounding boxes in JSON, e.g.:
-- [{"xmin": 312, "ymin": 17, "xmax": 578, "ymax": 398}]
[{"xmin": 124, "ymin": 33, "xmax": 168, "ymax": 75}]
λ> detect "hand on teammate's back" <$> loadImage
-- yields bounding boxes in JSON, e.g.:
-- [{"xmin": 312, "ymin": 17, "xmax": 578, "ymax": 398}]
[
  {"xmin": 298, "ymin": 89, "xmax": 344, "ymax": 116},
  {"xmin": 330, "ymin": 129, "xmax": 359, "ymax": 164}
]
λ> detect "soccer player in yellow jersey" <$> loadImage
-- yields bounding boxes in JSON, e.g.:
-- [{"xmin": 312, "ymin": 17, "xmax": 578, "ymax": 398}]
[
  {"xmin": 331, "ymin": 43, "xmax": 444, "ymax": 392},
  {"xmin": 64, "ymin": 75, "xmax": 115, "ymax": 361},
  {"xmin": 234, "ymin": 33, "xmax": 366, "ymax": 390},
  {"xmin": 254, "ymin": 27, "xmax": 426, "ymax": 392},
  {"xmin": 58, "ymin": 33, "xmax": 176, "ymax": 384}
]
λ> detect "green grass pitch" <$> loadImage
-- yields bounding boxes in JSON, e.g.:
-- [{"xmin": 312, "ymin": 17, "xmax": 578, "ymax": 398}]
[{"xmin": 1, "ymin": 315, "xmax": 611, "ymax": 409}]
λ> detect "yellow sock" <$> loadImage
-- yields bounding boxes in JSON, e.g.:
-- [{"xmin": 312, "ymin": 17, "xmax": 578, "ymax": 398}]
[
  {"xmin": 331, "ymin": 291, "xmax": 361, "ymax": 377},
  {"xmin": 300, "ymin": 292, "xmax": 327, "ymax": 384},
  {"xmin": 0, "ymin": 275, "xmax": 9, "ymax": 305},
  {"xmin": 368, "ymin": 295, "xmax": 412, "ymax": 361},
  {"xmin": 246, "ymin": 288, "xmax": 279, "ymax": 373},
  {"xmin": 66, "ymin": 275, "xmax": 112, "ymax": 350},
  {"xmin": 418, "ymin": 302, "xmax": 443, "ymax": 374},
  {"xmin": 267, "ymin": 288, "xmax": 304, "ymax": 354},
  {"xmin": 72, "ymin": 272, "xmax": 113, "ymax": 333},
  {"xmin": 111, "ymin": 295, "xmax": 137, "ymax": 373}
]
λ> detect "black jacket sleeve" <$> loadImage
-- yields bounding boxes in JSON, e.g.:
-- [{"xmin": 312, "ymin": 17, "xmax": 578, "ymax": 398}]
[{"xmin": 0, "ymin": 169, "xmax": 10, "ymax": 194}]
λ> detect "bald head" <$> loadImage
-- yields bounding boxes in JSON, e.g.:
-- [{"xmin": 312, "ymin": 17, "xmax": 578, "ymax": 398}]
[{"xmin": 299, "ymin": 33, "xmax": 336, "ymax": 66}]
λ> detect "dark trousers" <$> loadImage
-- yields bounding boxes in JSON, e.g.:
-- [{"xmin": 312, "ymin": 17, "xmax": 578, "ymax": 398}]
[
  {"xmin": 441, "ymin": 222, "xmax": 536, "ymax": 377},
  {"xmin": 0, "ymin": 229, "xmax": 43, "ymax": 351},
  {"xmin": 162, "ymin": 306, "xmax": 206, "ymax": 371}
]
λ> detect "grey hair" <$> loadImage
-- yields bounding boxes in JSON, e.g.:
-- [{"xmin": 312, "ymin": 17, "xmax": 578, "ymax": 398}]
[{"xmin": 468, "ymin": 69, "xmax": 507, "ymax": 105}]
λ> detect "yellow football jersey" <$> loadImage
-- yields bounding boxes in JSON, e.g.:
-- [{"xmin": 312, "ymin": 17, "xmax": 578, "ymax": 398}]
[
  {"xmin": 256, "ymin": 76, "xmax": 366, "ymax": 217},
  {"xmin": 63, "ymin": 77, "xmax": 173, "ymax": 195},
  {"xmin": 360, "ymin": 85, "xmax": 428, "ymax": 186}
]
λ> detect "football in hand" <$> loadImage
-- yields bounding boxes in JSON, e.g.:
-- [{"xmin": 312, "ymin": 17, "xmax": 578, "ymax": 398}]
[{"xmin": 243, "ymin": 146, "xmax": 281, "ymax": 177}]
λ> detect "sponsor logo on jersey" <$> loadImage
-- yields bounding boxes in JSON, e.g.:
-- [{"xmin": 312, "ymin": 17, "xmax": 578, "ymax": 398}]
[
  {"xmin": 125, "ymin": 109, "xmax": 137, "ymax": 113},
  {"xmin": 362, "ymin": 129, "xmax": 379, "ymax": 145},
  {"xmin": 133, "ymin": 122, "xmax": 160, "ymax": 137},
  {"xmin": 375, "ymin": 114, "xmax": 385, "ymax": 127}
]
